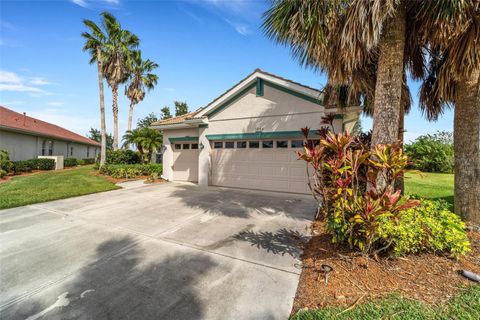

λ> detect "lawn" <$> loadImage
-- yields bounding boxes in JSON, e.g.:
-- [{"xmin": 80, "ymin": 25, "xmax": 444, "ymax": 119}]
[
  {"xmin": 0, "ymin": 165, "xmax": 120, "ymax": 209},
  {"xmin": 404, "ymin": 171, "xmax": 454, "ymax": 208},
  {"xmin": 292, "ymin": 285, "xmax": 480, "ymax": 320}
]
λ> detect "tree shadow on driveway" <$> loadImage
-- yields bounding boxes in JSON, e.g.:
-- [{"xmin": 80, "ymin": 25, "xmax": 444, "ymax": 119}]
[
  {"xmin": 169, "ymin": 184, "xmax": 317, "ymax": 220},
  {"xmin": 7, "ymin": 236, "xmax": 216, "ymax": 320},
  {"xmin": 233, "ymin": 228, "xmax": 310, "ymax": 259}
]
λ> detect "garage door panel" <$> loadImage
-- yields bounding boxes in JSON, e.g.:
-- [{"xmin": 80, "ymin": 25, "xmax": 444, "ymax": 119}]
[
  {"xmin": 173, "ymin": 150, "xmax": 199, "ymax": 182},
  {"xmin": 211, "ymin": 148, "xmax": 309, "ymax": 194}
]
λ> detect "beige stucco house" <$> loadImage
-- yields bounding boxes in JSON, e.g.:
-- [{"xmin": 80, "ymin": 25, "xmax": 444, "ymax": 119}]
[{"xmin": 152, "ymin": 69, "xmax": 360, "ymax": 194}]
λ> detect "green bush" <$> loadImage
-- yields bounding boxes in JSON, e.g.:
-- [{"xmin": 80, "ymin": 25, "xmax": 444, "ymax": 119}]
[
  {"xmin": 405, "ymin": 131, "xmax": 454, "ymax": 173},
  {"xmin": 0, "ymin": 169, "xmax": 7, "ymax": 179},
  {"xmin": 82, "ymin": 158, "xmax": 95, "ymax": 165},
  {"xmin": 29, "ymin": 158, "xmax": 55, "ymax": 170},
  {"xmin": 64, "ymin": 158, "xmax": 78, "ymax": 167},
  {"xmin": 377, "ymin": 199, "xmax": 470, "ymax": 258},
  {"xmin": 0, "ymin": 160, "xmax": 14, "ymax": 173},
  {"xmin": 0, "ymin": 149, "xmax": 10, "ymax": 161},
  {"xmin": 101, "ymin": 150, "xmax": 141, "ymax": 165},
  {"xmin": 99, "ymin": 164, "xmax": 162, "ymax": 179},
  {"xmin": 12, "ymin": 160, "xmax": 32, "ymax": 173}
]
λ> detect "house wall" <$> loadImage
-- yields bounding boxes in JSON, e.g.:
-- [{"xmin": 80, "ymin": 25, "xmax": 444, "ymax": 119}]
[
  {"xmin": 0, "ymin": 129, "xmax": 99, "ymax": 161},
  {"xmin": 161, "ymin": 128, "xmax": 199, "ymax": 181}
]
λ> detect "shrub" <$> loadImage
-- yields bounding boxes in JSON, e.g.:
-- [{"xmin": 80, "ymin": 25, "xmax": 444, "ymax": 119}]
[
  {"xmin": 29, "ymin": 158, "xmax": 55, "ymax": 170},
  {"xmin": 0, "ymin": 169, "xmax": 6, "ymax": 179},
  {"xmin": 405, "ymin": 131, "xmax": 454, "ymax": 173},
  {"xmin": 64, "ymin": 158, "xmax": 78, "ymax": 167},
  {"xmin": 82, "ymin": 158, "xmax": 95, "ymax": 165},
  {"xmin": 0, "ymin": 160, "xmax": 14, "ymax": 173},
  {"xmin": 99, "ymin": 164, "xmax": 162, "ymax": 179},
  {"xmin": 0, "ymin": 149, "xmax": 10, "ymax": 161},
  {"xmin": 377, "ymin": 199, "xmax": 470, "ymax": 258},
  {"xmin": 102, "ymin": 150, "xmax": 141, "ymax": 165},
  {"xmin": 12, "ymin": 160, "xmax": 32, "ymax": 173}
]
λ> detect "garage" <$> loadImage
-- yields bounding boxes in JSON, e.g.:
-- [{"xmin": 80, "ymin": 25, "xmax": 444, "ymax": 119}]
[
  {"xmin": 172, "ymin": 141, "xmax": 199, "ymax": 182},
  {"xmin": 211, "ymin": 139, "xmax": 310, "ymax": 194}
]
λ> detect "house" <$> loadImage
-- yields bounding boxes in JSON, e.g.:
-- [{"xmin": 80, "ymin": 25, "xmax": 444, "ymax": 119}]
[
  {"xmin": 0, "ymin": 106, "xmax": 100, "ymax": 161},
  {"xmin": 152, "ymin": 69, "xmax": 360, "ymax": 194}
]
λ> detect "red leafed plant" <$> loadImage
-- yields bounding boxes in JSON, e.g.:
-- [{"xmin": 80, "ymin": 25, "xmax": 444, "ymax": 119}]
[{"xmin": 297, "ymin": 128, "xmax": 420, "ymax": 255}]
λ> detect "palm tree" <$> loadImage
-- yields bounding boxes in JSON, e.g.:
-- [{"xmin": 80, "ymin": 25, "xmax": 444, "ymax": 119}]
[
  {"xmin": 123, "ymin": 128, "xmax": 162, "ymax": 164},
  {"xmin": 417, "ymin": 2, "xmax": 480, "ymax": 223},
  {"xmin": 82, "ymin": 19, "xmax": 108, "ymax": 166},
  {"xmin": 101, "ymin": 12, "xmax": 139, "ymax": 150},
  {"xmin": 125, "ymin": 50, "xmax": 158, "ymax": 133}
]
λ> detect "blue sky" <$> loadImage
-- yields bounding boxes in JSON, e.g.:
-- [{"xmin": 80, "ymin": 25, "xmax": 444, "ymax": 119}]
[{"xmin": 0, "ymin": 0, "xmax": 453, "ymax": 142}]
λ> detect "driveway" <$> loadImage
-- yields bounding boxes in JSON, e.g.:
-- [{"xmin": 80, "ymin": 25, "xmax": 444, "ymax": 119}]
[{"xmin": 0, "ymin": 183, "xmax": 315, "ymax": 320}]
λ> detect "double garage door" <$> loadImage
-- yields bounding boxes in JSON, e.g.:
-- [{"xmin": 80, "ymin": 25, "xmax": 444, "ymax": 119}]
[{"xmin": 211, "ymin": 139, "xmax": 310, "ymax": 194}]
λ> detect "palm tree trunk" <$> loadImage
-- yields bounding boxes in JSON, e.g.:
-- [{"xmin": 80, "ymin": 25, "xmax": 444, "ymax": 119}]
[
  {"xmin": 371, "ymin": 3, "xmax": 406, "ymax": 146},
  {"xmin": 112, "ymin": 84, "xmax": 119, "ymax": 150},
  {"xmin": 96, "ymin": 47, "xmax": 107, "ymax": 166},
  {"xmin": 394, "ymin": 104, "xmax": 405, "ymax": 193},
  {"xmin": 454, "ymin": 67, "xmax": 480, "ymax": 224},
  {"xmin": 127, "ymin": 101, "xmax": 135, "ymax": 132},
  {"xmin": 370, "ymin": 2, "xmax": 406, "ymax": 192}
]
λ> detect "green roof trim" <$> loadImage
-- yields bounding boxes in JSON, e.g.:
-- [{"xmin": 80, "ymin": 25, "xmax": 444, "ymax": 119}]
[
  {"xmin": 264, "ymin": 80, "xmax": 323, "ymax": 105},
  {"xmin": 169, "ymin": 136, "xmax": 199, "ymax": 142},
  {"xmin": 199, "ymin": 123, "xmax": 209, "ymax": 128},
  {"xmin": 207, "ymin": 82, "xmax": 256, "ymax": 117},
  {"xmin": 206, "ymin": 130, "xmax": 321, "ymax": 141}
]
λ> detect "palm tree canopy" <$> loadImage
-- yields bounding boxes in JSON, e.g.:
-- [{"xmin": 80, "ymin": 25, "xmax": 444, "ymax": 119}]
[
  {"xmin": 122, "ymin": 127, "xmax": 162, "ymax": 153},
  {"xmin": 125, "ymin": 50, "xmax": 159, "ymax": 106}
]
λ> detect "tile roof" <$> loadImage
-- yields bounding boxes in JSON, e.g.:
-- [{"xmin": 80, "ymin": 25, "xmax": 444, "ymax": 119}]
[
  {"xmin": 0, "ymin": 106, "xmax": 100, "ymax": 146},
  {"xmin": 151, "ymin": 109, "xmax": 204, "ymax": 126}
]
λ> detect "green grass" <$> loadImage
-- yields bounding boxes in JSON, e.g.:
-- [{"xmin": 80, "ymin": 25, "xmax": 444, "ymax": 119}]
[
  {"xmin": 292, "ymin": 285, "xmax": 480, "ymax": 320},
  {"xmin": 404, "ymin": 171, "xmax": 454, "ymax": 208},
  {"xmin": 0, "ymin": 165, "xmax": 120, "ymax": 209}
]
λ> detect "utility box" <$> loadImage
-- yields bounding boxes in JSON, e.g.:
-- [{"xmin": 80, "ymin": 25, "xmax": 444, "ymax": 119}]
[{"xmin": 38, "ymin": 155, "xmax": 64, "ymax": 170}]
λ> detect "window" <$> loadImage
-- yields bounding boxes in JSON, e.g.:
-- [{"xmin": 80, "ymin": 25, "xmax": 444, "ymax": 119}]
[
  {"xmin": 276, "ymin": 140, "xmax": 288, "ymax": 148},
  {"xmin": 175, "ymin": 144, "xmax": 181, "ymax": 150},
  {"xmin": 262, "ymin": 140, "xmax": 273, "ymax": 148},
  {"xmin": 87, "ymin": 147, "xmax": 90, "ymax": 158},
  {"xmin": 70, "ymin": 147, "xmax": 74, "ymax": 156},
  {"xmin": 183, "ymin": 143, "xmax": 190, "ymax": 150},
  {"xmin": 225, "ymin": 141, "xmax": 234, "ymax": 149},
  {"xmin": 214, "ymin": 142, "xmax": 223, "ymax": 149},
  {"xmin": 42, "ymin": 140, "xmax": 54, "ymax": 156},
  {"xmin": 249, "ymin": 141, "xmax": 259, "ymax": 148},
  {"xmin": 237, "ymin": 141, "xmax": 247, "ymax": 148},
  {"xmin": 291, "ymin": 140, "xmax": 304, "ymax": 148},
  {"xmin": 191, "ymin": 143, "xmax": 199, "ymax": 149}
]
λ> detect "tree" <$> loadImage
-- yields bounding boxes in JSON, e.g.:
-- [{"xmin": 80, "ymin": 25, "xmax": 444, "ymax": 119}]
[
  {"xmin": 100, "ymin": 12, "xmax": 139, "ymax": 150},
  {"xmin": 122, "ymin": 128, "xmax": 162, "ymax": 164},
  {"xmin": 174, "ymin": 101, "xmax": 188, "ymax": 116},
  {"xmin": 136, "ymin": 112, "xmax": 158, "ymax": 129},
  {"xmin": 160, "ymin": 107, "xmax": 172, "ymax": 120},
  {"xmin": 82, "ymin": 17, "xmax": 108, "ymax": 166},
  {"xmin": 88, "ymin": 128, "xmax": 114, "ymax": 150},
  {"xmin": 125, "ymin": 50, "xmax": 158, "ymax": 132},
  {"xmin": 405, "ymin": 132, "xmax": 454, "ymax": 173}
]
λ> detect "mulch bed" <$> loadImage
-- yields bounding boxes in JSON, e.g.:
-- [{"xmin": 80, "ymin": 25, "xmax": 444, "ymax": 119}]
[
  {"xmin": 91, "ymin": 171, "xmax": 166, "ymax": 185},
  {"xmin": 292, "ymin": 220, "xmax": 480, "ymax": 314}
]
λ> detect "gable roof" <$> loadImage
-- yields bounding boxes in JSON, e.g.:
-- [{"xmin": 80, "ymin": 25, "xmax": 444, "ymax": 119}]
[
  {"xmin": 152, "ymin": 69, "xmax": 325, "ymax": 128},
  {"xmin": 0, "ymin": 106, "xmax": 100, "ymax": 146}
]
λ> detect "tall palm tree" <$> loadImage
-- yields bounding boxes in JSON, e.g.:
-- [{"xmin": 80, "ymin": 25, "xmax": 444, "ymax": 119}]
[
  {"xmin": 123, "ymin": 128, "xmax": 162, "ymax": 164},
  {"xmin": 125, "ymin": 50, "xmax": 159, "ymax": 133},
  {"xmin": 417, "ymin": 2, "xmax": 480, "ymax": 223},
  {"xmin": 101, "ymin": 12, "xmax": 139, "ymax": 150},
  {"xmin": 82, "ymin": 19, "xmax": 108, "ymax": 166}
]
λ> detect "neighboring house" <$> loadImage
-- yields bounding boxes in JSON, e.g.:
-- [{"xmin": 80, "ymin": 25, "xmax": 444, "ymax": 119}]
[
  {"xmin": 152, "ymin": 69, "xmax": 360, "ymax": 194},
  {"xmin": 0, "ymin": 106, "xmax": 100, "ymax": 161}
]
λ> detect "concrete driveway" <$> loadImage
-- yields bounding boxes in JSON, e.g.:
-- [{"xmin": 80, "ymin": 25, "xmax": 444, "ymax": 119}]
[{"xmin": 0, "ymin": 183, "xmax": 315, "ymax": 320}]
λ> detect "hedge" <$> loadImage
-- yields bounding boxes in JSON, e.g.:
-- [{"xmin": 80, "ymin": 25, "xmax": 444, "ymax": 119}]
[
  {"xmin": 97, "ymin": 150, "xmax": 142, "ymax": 165},
  {"xmin": 29, "ymin": 158, "xmax": 55, "ymax": 170},
  {"xmin": 99, "ymin": 164, "xmax": 162, "ymax": 179},
  {"xmin": 12, "ymin": 160, "xmax": 32, "ymax": 173},
  {"xmin": 64, "ymin": 158, "xmax": 78, "ymax": 167}
]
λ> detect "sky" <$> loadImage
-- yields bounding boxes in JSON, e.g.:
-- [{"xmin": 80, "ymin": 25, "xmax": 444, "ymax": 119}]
[{"xmin": 0, "ymin": 0, "xmax": 454, "ymax": 142}]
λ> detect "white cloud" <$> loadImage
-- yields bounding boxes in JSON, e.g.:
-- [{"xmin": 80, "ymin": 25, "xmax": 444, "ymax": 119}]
[
  {"xmin": 71, "ymin": 0, "xmax": 89, "ymax": 7},
  {"xmin": 223, "ymin": 18, "xmax": 250, "ymax": 36},
  {"xmin": 71, "ymin": 0, "xmax": 120, "ymax": 8},
  {"xmin": 28, "ymin": 109, "xmax": 98, "ymax": 137},
  {"xmin": 47, "ymin": 101, "xmax": 65, "ymax": 107},
  {"xmin": 1, "ymin": 100, "xmax": 26, "ymax": 106},
  {"xmin": 0, "ymin": 70, "xmax": 52, "ymax": 95}
]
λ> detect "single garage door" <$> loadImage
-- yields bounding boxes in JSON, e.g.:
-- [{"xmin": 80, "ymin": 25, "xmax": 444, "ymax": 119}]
[
  {"xmin": 172, "ymin": 142, "xmax": 199, "ymax": 182},
  {"xmin": 211, "ymin": 139, "xmax": 312, "ymax": 194}
]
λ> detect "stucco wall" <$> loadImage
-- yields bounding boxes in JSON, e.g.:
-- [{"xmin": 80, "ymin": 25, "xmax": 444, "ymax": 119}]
[
  {"xmin": 0, "ymin": 129, "xmax": 99, "ymax": 161},
  {"xmin": 207, "ymin": 85, "xmax": 329, "ymax": 134}
]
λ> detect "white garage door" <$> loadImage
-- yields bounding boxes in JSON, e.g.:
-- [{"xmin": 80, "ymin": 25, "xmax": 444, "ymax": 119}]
[
  {"xmin": 172, "ymin": 142, "xmax": 199, "ymax": 182},
  {"xmin": 211, "ymin": 139, "xmax": 312, "ymax": 194}
]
